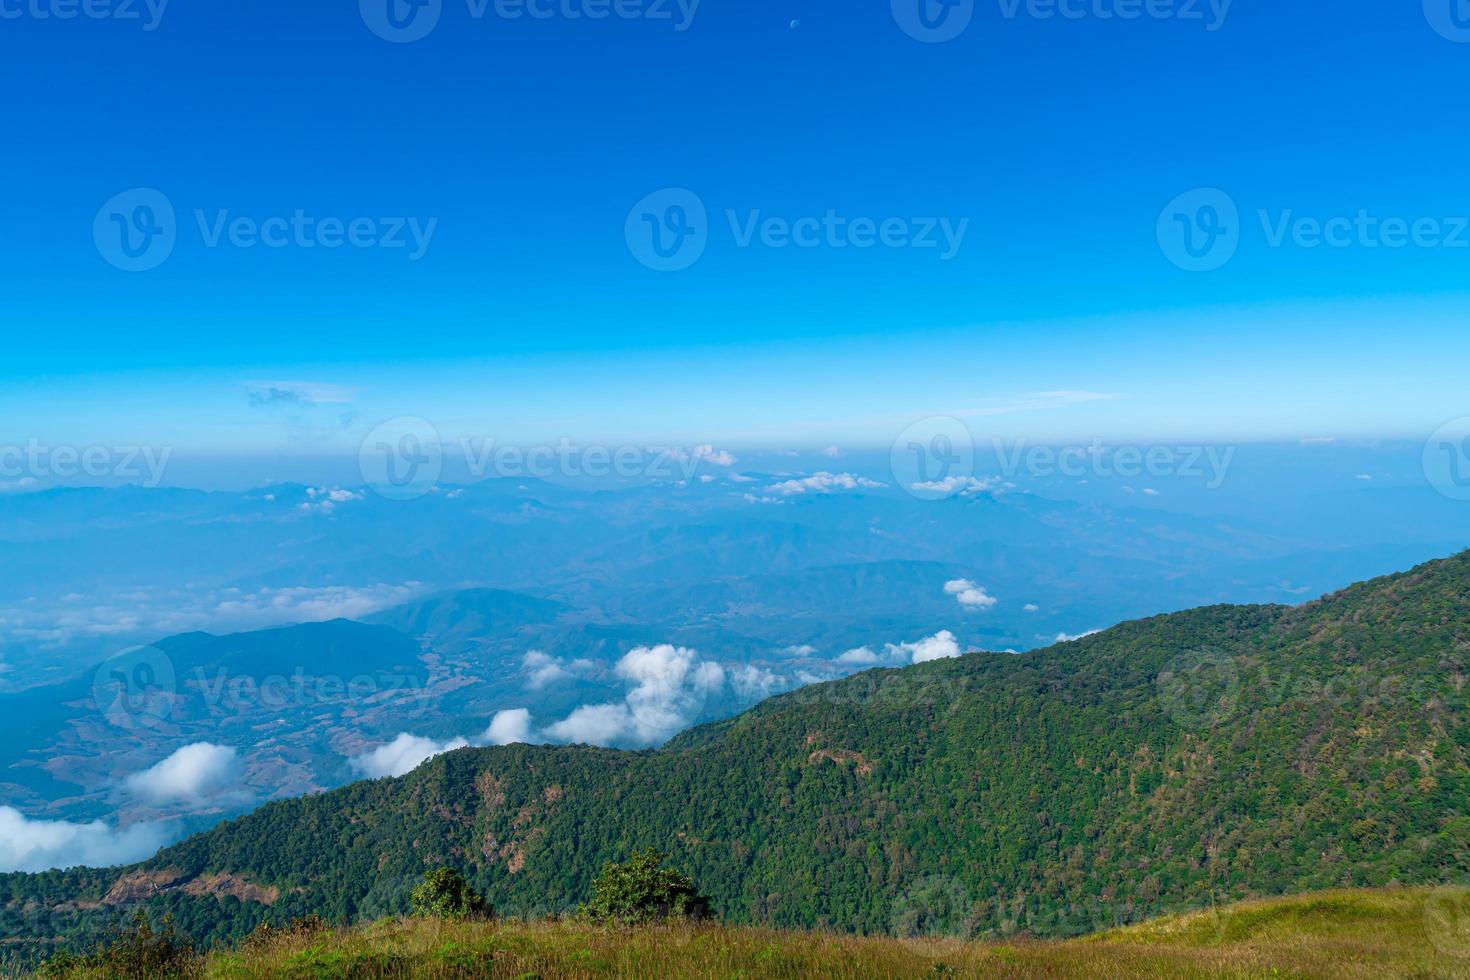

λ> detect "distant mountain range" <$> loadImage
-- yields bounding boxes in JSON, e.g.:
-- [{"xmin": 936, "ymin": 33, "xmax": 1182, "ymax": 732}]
[
  {"xmin": 4, "ymin": 462, "xmax": 1463, "ymax": 694},
  {"xmin": 5, "ymin": 549, "xmax": 1467, "ymax": 959}
]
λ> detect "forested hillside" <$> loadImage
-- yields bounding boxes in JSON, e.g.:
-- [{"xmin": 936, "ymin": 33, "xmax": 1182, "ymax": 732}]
[{"xmin": 6, "ymin": 551, "xmax": 1470, "ymax": 962}]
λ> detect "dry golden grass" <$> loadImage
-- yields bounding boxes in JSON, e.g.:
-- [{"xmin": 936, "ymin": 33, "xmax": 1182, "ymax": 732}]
[{"xmin": 59, "ymin": 886, "xmax": 1470, "ymax": 979}]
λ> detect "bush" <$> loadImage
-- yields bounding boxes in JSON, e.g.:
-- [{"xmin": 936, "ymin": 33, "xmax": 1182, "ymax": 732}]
[
  {"xmin": 579, "ymin": 849, "xmax": 711, "ymax": 924},
  {"xmin": 242, "ymin": 913, "xmax": 327, "ymax": 951},
  {"xmin": 39, "ymin": 911, "xmax": 200, "ymax": 979},
  {"xmin": 410, "ymin": 868, "xmax": 490, "ymax": 920}
]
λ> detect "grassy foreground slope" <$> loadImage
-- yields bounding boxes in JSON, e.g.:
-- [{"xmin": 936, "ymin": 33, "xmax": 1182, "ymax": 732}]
[
  {"xmin": 86, "ymin": 887, "xmax": 1470, "ymax": 979},
  {"xmin": 7, "ymin": 551, "xmax": 1470, "ymax": 955}
]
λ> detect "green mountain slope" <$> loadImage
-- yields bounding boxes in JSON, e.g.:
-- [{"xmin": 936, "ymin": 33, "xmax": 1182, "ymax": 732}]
[{"xmin": 7, "ymin": 551, "xmax": 1470, "ymax": 958}]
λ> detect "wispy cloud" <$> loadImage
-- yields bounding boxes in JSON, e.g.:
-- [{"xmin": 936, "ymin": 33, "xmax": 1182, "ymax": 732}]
[
  {"xmin": 246, "ymin": 381, "xmax": 357, "ymax": 408},
  {"xmin": 769, "ymin": 472, "xmax": 884, "ymax": 495}
]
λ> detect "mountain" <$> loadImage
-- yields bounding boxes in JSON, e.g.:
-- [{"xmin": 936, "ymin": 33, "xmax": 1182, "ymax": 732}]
[
  {"xmin": 4, "ymin": 550, "xmax": 1470, "ymax": 958},
  {"xmin": 0, "ymin": 620, "xmax": 433, "ymax": 818},
  {"xmin": 7, "ymin": 461, "xmax": 1458, "ymax": 692},
  {"xmin": 365, "ymin": 589, "xmax": 569, "ymax": 649}
]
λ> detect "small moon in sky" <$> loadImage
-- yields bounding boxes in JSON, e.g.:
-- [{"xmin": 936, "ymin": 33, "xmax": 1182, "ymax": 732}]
[{"xmin": 790, "ymin": 19, "xmax": 800, "ymax": 28}]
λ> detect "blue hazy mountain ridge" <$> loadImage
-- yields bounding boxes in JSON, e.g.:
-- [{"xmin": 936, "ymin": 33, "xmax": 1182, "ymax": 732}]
[
  {"xmin": 0, "ymin": 621, "xmax": 437, "ymax": 814},
  {"xmin": 1, "ymin": 449, "xmax": 1468, "ymax": 869},
  {"xmin": 362, "ymin": 588, "xmax": 571, "ymax": 654},
  {"xmin": 1, "ymin": 455, "xmax": 1468, "ymax": 691}
]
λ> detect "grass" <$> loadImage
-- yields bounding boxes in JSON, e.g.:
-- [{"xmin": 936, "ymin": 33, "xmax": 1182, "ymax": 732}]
[{"xmin": 39, "ymin": 887, "xmax": 1470, "ymax": 979}]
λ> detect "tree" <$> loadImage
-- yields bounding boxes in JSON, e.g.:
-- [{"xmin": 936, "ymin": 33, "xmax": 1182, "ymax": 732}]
[
  {"xmin": 409, "ymin": 868, "xmax": 489, "ymax": 920},
  {"xmin": 580, "ymin": 849, "xmax": 711, "ymax": 924}
]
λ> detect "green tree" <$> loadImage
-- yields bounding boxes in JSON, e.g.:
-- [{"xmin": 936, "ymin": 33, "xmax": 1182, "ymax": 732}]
[
  {"xmin": 580, "ymin": 849, "xmax": 711, "ymax": 924},
  {"xmin": 410, "ymin": 868, "xmax": 489, "ymax": 920}
]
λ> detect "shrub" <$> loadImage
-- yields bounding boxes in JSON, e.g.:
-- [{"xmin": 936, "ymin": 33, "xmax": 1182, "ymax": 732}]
[
  {"xmin": 410, "ymin": 867, "xmax": 490, "ymax": 920},
  {"xmin": 39, "ymin": 911, "xmax": 200, "ymax": 979},
  {"xmin": 579, "ymin": 849, "xmax": 711, "ymax": 924},
  {"xmin": 242, "ymin": 913, "xmax": 328, "ymax": 951}
]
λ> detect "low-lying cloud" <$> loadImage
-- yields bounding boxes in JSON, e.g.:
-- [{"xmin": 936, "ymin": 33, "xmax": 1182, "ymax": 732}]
[
  {"xmin": 348, "ymin": 733, "xmax": 470, "ymax": 779},
  {"xmin": 769, "ymin": 472, "xmax": 884, "ymax": 496},
  {"xmin": 521, "ymin": 650, "xmax": 597, "ymax": 690},
  {"xmin": 125, "ymin": 742, "xmax": 240, "ymax": 804},
  {"xmin": 0, "ymin": 807, "xmax": 172, "ymax": 873},
  {"xmin": 944, "ymin": 579, "xmax": 997, "ymax": 610},
  {"xmin": 483, "ymin": 708, "xmax": 533, "ymax": 745},
  {"xmin": 887, "ymin": 630, "xmax": 963, "ymax": 664}
]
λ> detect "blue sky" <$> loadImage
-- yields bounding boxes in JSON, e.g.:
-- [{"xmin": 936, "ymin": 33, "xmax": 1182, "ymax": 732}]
[{"xmin": 4, "ymin": 1, "xmax": 1470, "ymax": 457}]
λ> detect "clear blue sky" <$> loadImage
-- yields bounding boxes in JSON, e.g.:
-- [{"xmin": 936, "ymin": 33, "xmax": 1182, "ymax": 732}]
[{"xmin": 4, "ymin": 1, "xmax": 1469, "ymax": 453}]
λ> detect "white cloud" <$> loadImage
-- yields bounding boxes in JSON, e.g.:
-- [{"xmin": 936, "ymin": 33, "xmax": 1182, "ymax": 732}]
[
  {"xmin": 769, "ymin": 472, "xmax": 884, "ymax": 495},
  {"xmin": 542, "ymin": 704, "xmax": 634, "ymax": 746},
  {"xmin": 349, "ymin": 733, "xmax": 469, "ymax": 779},
  {"xmin": 1054, "ymin": 629, "xmax": 1102, "ymax": 644},
  {"xmin": 483, "ymin": 708, "xmax": 533, "ymax": 746},
  {"xmin": 780, "ymin": 644, "xmax": 817, "ymax": 657},
  {"xmin": 300, "ymin": 487, "xmax": 364, "ymax": 513},
  {"xmin": 944, "ymin": 579, "xmax": 997, "ymax": 610},
  {"xmin": 819, "ymin": 445, "xmax": 842, "ymax": 458},
  {"xmin": 886, "ymin": 630, "xmax": 962, "ymax": 664},
  {"xmin": 742, "ymin": 493, "xmax": 784, "ymax": 505},
  {"xmin": 211, "ymin": 583, "xmax": 420, "ymax": 625},
  {"xmin": 909, "ymin": 475, "xmax": 999, "ymax": 496},
  {"xmin": 730, "ymin": 664, "xmax": 784, "ymax": 701},
  {"xmin": 541, "ymin": 644, "xmax": 784, "ymax": 748},
  {"xmin": 1355, "ymin": 474, "xmax": 1372, "ymax": 481},
  {"xmin": 837, "ymin": 646, "xmax": 881, "ymax": 665},
  {"xmin": 1023, "ymin": 603, "xmax": 1040, "ymax": 613},
  {"xmin": 523, "ymin": 650, "xmax": 570, "ymax": 689},
  {"xmin": 684, "ymin": 444, "xmax": 736, "ymax": 467},
  {"xmin": 125, "ymin": 743, "xmax": 240, "ymax": 804},
  {"xmin": 521, "ymin": 650, "xmax": 596, "ymax": 689},
  {"xmin": 1141, "ymin": 488, "xmax": 1160, "ymax": 496},
  {"xmin": 0, "ymin": 807, "xmax": 172, "ymax": 873}
]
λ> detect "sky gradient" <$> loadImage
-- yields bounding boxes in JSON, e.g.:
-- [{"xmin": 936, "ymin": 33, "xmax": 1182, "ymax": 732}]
[{"xmin": 4, "ymin": 1, "xmax": 1469, "ymax": 458}]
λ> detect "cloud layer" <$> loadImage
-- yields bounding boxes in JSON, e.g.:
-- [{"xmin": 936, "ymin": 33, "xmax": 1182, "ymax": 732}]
[{"xmin": 0, "ymin": 807, "xmax": 171, "ymax": 873}]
